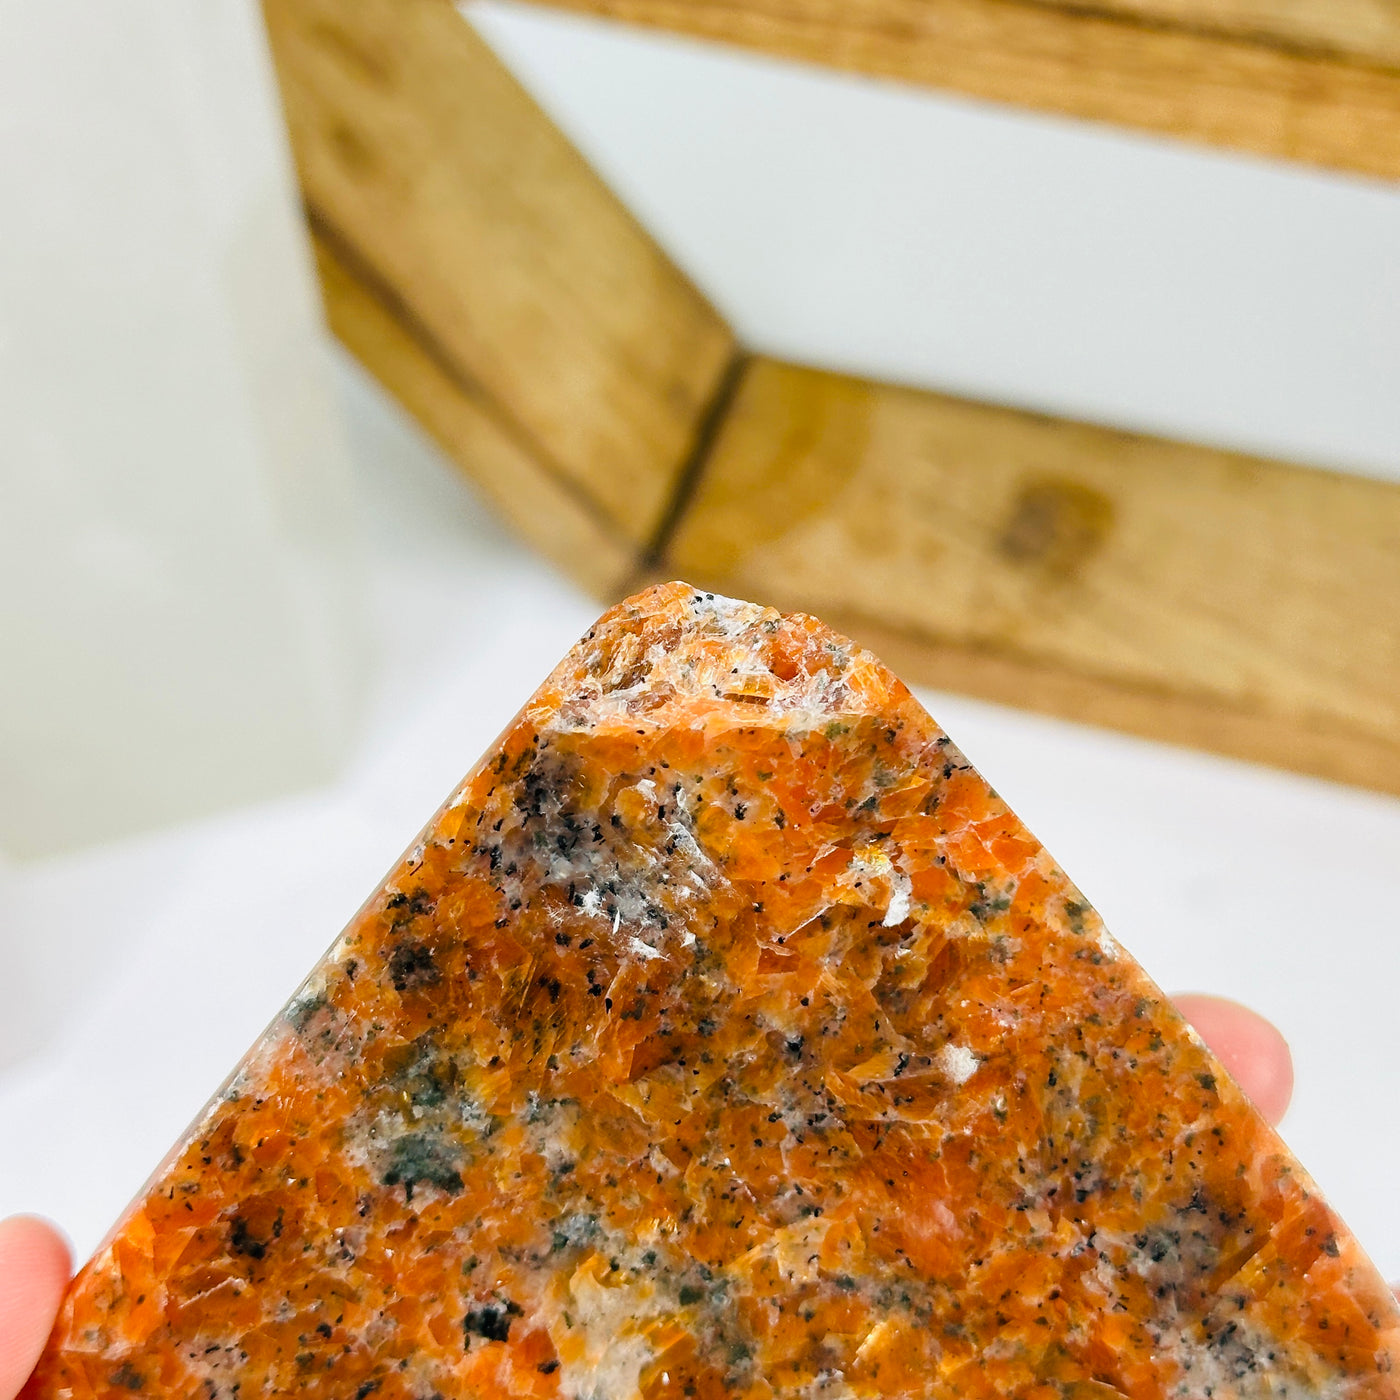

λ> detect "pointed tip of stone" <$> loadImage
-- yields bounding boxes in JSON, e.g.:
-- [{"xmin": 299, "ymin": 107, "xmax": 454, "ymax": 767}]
[{"xmin": 540, "ymin": 581, "xmax": 921, "ymax": 747}]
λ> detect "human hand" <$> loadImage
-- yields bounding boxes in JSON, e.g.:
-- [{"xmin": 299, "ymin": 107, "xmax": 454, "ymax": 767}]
[
  {"xmin": 0, "ymin": 996, "xmax": 1389, "ymax": 1399},
  {"xmin": 0, "ymin": 1216, "xmax": 69, "ymax": 1400}
]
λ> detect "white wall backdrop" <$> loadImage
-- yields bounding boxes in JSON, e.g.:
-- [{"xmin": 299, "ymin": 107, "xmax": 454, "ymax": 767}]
[{"xmin": 470, "ymin": 0, "xmax": 1400, "ymax": 484}]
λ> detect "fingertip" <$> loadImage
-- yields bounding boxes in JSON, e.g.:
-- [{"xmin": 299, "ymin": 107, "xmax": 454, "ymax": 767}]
[
  {"xmin": 0, "ymin": 1215, "xmax": 71, "ymax": 1399},
  {"xmin": 0, "ymin": 1215, "xmax": 70, "ymax": 1294},
  {"xmin": 1173, "ymin": 993, "xmax": 1295, "ymax": 1128}
]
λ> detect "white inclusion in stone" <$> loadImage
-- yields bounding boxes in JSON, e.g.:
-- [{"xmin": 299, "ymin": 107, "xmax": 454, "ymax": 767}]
[
  {"xmin": 938, "ymin": 1043, "xmax": 980, "ymax": 1086},
  {"xmin": 883, "ymin": 870, "xmax": 912, "ymax": 928},
  {"xmin": 628, "ymin": 937, "xmax": 667, "ymax": 962},
  {"xmin": 1098, "ymin": 928, "xmax": 1119, "ymax": 960},
  {"xmin": 691, "ymin": 590, "xmax": 758, "ymax": 639},
  {"xmin": 579, "ymin": 888, "xmax": 603, "ymax": 916},
  {"xmin": 550, "ymin": 1253, "xmax": 666, "ymax": 1400}
]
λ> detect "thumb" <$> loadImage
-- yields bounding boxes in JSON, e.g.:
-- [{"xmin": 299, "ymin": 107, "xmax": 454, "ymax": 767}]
[{"xmin": 0, "ymin": 1217, "xmax": 70, "ymax": 1400}]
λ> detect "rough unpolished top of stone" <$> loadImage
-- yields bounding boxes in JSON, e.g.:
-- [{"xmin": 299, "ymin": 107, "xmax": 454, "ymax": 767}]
[{"xmin": 27, "ymin": 583, "xmax": 1400, "ymax": 1400}]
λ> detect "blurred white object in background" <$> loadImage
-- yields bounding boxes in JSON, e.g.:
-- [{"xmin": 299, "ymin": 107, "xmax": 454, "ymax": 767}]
[{"xmin": 0, "ymin": 1, "xmax": 364, "ymax": 861}]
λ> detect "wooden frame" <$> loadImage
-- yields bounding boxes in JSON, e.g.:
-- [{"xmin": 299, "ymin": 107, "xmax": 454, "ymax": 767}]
[
  {"xmin": 536, "ymin": 0, "xmax": 1400, "ymax": 183},
  {"xmin": 261, "ymin": 0, "xmax": 1400, "ymax": 797}
]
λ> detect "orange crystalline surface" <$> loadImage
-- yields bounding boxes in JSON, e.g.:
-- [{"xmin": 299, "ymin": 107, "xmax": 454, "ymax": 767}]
[{"xmin": 27, "ymin": 583, "xmax": 1400, "ymax": 1400}]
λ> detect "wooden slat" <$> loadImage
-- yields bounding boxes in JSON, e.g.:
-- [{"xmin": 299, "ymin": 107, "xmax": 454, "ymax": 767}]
[
  {"xmin": 665, "ymin": 358, "xmax": 1400, "ymax": 795},
  {"xmin": 262, "ymin": 0, "xmax": 737, "ymax": 557},
  {"xmin": 311, "ymin": 230, "xmax": 638, "ymax": 595},
  {"xmin": 1042, "ymin": 0, "xmax": 1400, "ymax": 70},
  {"xmin": 529, "ymin": 0, "xmax": 1400, "ymax": 182}
]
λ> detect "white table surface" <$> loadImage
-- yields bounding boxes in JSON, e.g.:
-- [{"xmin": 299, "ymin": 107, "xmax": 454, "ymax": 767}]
[{"xmin": 1, "ymin": 357, "xmax": 1395, "ymax": 1282}]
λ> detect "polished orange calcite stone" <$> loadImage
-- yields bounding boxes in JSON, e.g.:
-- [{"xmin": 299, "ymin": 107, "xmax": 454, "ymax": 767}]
[{"xmin": 27, "ymin": 584, "xmax": 1399, "ymax": 1399}]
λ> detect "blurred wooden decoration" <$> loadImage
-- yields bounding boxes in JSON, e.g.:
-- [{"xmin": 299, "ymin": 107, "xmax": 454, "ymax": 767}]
[
  {"xmin": 262, "ymin": 0, "xmax": 737, "ymax": 594},
  {"xmin": 534, "ymin": 0, "xmax": 1400, "ymax": 183},
  {"xmin": 261, "ymin": 0, "xmax": 1400, "ymax": 797},
  {"xmin": 667, "ymin": 360, "xmax": 1400, "ymax": 796}
]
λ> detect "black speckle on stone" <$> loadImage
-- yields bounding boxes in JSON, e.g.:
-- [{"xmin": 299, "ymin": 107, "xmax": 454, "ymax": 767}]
[
  {"xmin": 111, "ymin": 1364, "xmax": 144, "ymax": 1391},
  {"xmin": 229, "ymin": 1216, "xmax": 269, "ymax": 1261},
  {"xmin": 387, "ymin": 941, "xmax": 439, "ymax": 993},
  {"xmin": 464, "ymin": 1304, "xmax": 515, "ymax": 1344}
]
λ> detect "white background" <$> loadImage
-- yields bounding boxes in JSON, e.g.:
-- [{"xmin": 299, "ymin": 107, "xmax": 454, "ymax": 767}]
[{"xmin": 0, "ymin": 1, "xmax": 1396, "ymax": 1282}]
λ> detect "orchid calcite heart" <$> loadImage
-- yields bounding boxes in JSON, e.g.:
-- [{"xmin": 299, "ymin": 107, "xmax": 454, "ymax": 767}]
[{"xmin": 27, "ymin": 583, "xmax": 1399, "ymax": 1399}]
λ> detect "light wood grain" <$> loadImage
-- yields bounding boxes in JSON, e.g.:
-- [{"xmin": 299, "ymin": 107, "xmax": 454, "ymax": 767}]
[
  {"xmin": 263, "ymin": 0, "xmax": 737, "ymax": 554},
  {"xmin": 1075, "ymin": 0, "xmax": 1394, "ymax": 69},
  {"xmin": 530, "ymin": 0, "xmax": 1400, "ymax": 181},
  {"xmin": 312, "ymin": 229, "xmax": 638, "ymax": 595},
  {"xmin": 1020, "ymin": 0, "xmax": 1400, "ymax": 69},
  {"xmin": 666, "ymin": 358, "xmax": 1400, "ymax": 795}
]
